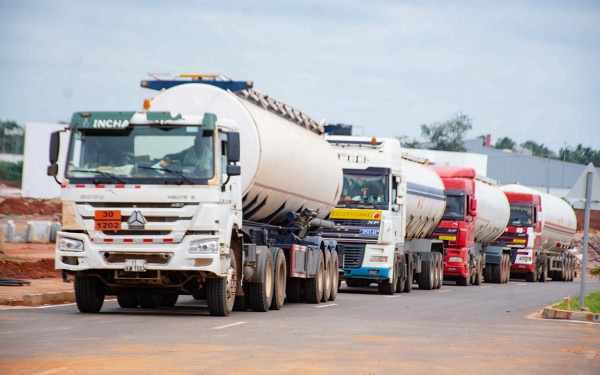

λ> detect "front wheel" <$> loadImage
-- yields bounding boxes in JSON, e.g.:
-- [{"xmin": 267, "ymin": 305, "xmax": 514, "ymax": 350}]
[
  {"xmin": 206, "ymin": 250, "xmax": 237, "ymax": 316},
  {"xmin": 75, "ymin": 276, "xmax": 105, "ymax": 313}
]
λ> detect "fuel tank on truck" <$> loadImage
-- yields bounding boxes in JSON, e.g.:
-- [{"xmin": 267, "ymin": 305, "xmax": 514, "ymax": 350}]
[
  {"xmin": 501, "ymin": 184, "xmax": 576, "ymax": 253},
  {"xmin": 473, "ymin": 179, "xmax": 510, "ymax": 244},
  {"xmin": 399, "ymin": 154, "xmax": 446, "ymax": 239},
  {"xmin": 149, "ymin": 83, "xmax": 343, "ymax": 224}
]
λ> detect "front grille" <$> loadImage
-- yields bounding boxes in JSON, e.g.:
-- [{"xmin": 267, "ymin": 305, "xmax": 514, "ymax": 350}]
[
  {"xmin": 341, "ymin": 243, "xmax": 366, "ymax": 269},
  {"xmin": 105, "ymin": 252, "xmax": 172, "ymax": 265}
]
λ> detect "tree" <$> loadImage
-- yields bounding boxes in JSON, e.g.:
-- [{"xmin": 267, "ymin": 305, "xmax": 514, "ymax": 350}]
[
  {"xmin": 396, "ymin": 135, "xmax": 422, "ymax": 148},
  {"xmin": 0, "ymin": 120, "xmax": 25, "ymax": 154},
  {"xmin": 494, "ymin": 137, "xmax": 516, "ymax": 150},
  {"xmin": 520, "ymin": 140, "xmax": 555, "ymax": 158},
  {"xmin": 420, "ymin": 113, "xmax": 472, "ymax": 152}
]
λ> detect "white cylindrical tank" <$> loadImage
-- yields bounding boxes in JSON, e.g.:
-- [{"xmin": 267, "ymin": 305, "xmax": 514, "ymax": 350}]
[
  {"xmin": 474, "ymin": 179, "xmax": 510, "ymax": 244},
  {"xmin": 149, "ymin": 83, "xmax": 343, "ymax": 224},
  {"xmin": 399, "ymin": 157, "xmax": 446, "ymax": 239},
  {"xmin": 501, "ymin": 184, "xmax": 576, "ymax": 252}
]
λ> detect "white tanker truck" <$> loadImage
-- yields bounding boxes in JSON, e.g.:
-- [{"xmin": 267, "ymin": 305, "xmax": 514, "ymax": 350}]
[
  {"xmin": 47, "ymin": 75, "xmax": 343, "ymax": 316},
  {"xmin": 318, "ymin": 137, "xmax": 446, "ymax": 294},
  {"xmin": 496, "ymin": 184, "xmax": 577, "ymax": 282}
]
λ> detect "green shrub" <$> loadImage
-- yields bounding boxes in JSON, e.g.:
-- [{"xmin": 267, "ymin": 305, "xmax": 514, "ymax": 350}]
[{"xmin": 0, "ymin": 161, "xmax": 23, "ymax": 186}]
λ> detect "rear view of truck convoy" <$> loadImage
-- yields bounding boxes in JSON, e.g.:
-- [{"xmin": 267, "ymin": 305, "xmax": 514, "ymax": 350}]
[
  {"xmin": 431, "ymin": 167, "xmax": 511, "ymax": 285},
  {"xmin": 495, "ymin": 184, "xmax": 577, "ymax": 282},
  {"xmin": 48, "ymin": 75, "xmax": 343, "ymax": 316},
  {"xmin": 319, "ymin": 137, "xmax": 446, "ymax": 294}
]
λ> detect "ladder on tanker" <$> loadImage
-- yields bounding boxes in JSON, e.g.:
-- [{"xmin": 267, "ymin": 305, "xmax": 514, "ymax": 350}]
[{"xmin": 143, "ymin": 73, "xmax": 323, "ymax": 134}]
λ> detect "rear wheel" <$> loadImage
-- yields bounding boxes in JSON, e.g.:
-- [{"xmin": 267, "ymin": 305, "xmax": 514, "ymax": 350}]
[
  {"xmin": 502, "ymin": 254, "xmax": 510, "ymax": 283},
  {"xmin": 206, "ymin": 250, "xmax": 237, "ymax": 316},
  {"xmin": 525, "ymin": 270, "xmax": 536, "ymax": 282},
  {"xmin": 473, "ymin": 256, "xmax": 483, "ymax": 286},
  {"xmin": 483, "ymin": 262, "xmax": 492, "ymax": 283},
  {"xmin": 403, "ymin": 256, "xmax": 413, "ymax": 293},
  {"xmin": 329, "ymin": 250, "xmax": 340, "ymax": 301},
  {"xmin": 248, "ymin": 250, "xmax": 274, "ymax": 312},
  {"xmin": 418, "ymin": 260, "xmax": 434, "ymax": 290},
  {"xmin": 138, "ymin": 293, "xmax": 162, "ymax": 308},
  {"xmin": 321, "ymin": 251, "xmax": 332, "ymax": 302},
  {"xmin": 160, "ymin": 294, "xmax": 178, "ymax": 307},
  {"xmin": 566, "ymin": 256, "xmax": 573, "ymax": 282},
  {"xmin": 491, "ymin": 263, "xmax": 502, "ymax": 284},
  {"xmin": 396, "ymin": 256, "xmax": 406, "ymax": 293},
  {"xmin": 539, "ymin": 256, "xmax": 548, "ymax": 282},
  {"xmin": 117, "ymin": 293, "xmax": 138, "ymax": 308},
  {"xmin": 270, "ymin": 248, "xmax": 287, "ymax": 310},
  {"xmin": 74, "ymin": 276, "xmax": 105, "ymax": 313},
  {"xmin": 305, "ymin": 251, "xmax": 324, "ymax": 304},
  {"xmin": 432, "ymin": 253, "xmax": 440, "ymax": 290}
]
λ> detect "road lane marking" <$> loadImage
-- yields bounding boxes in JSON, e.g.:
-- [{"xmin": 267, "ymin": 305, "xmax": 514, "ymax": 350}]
[
  {"xmin": 385, "ymin": 295, "xmax": 401, "ymax": 298},
  {"xmin": 437, "ymin": 290, "xmax": 451, "ymax": 293},
  {"xmin": 517, "ymin": 283, "xmax": 528, "ymax": 286},
  {"xmin": 34, "ymin": 368, "xmax": 68, "ymax": 375},
  {"xmin": 480, "ymin": 286, "xmax": 492, "ymax": 289},
  {"xmin": 213, "ymin": 321, "xmax": 247, "ymax": 330},
  {"xmin": 315, "ymin": 303, "xmax": 339, "ymax": 308}
]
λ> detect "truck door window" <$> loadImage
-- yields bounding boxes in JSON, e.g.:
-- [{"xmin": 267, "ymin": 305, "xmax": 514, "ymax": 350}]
[
  {"xmin": 508, "ymin": 206, "xmax": 533, "ymax": 227},
  {"xmin": 442, "ymin": 195, "xmax": 464, "ymax": 220}
]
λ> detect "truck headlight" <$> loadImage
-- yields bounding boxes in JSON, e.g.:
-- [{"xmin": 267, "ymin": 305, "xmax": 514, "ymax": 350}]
[
  {"xmin": 189, "ymin": 239, "xmax": 218, "ymax": 254},
  {"xmin": 370, "ymin": 256, "xmax": 388, "ymax": 263},
  {"xmin": 58, "ymin": 237, "xmax": 84, "ymax": 252},
  {"xmin": 449, "ymin": 257, "xmax": 463, "ymax": 263}
]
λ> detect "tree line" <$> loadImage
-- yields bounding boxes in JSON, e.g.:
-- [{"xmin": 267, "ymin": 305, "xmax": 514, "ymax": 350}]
[{"xmin": 397, "ymin": 113, "xmax": 599, "ymax": 167}]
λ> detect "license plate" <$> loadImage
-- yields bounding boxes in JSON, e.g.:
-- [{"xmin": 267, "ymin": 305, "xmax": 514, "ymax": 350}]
[
  {"xmin": 439, "ymin": 235, "xmax": 456, "ymax": 241},
  {"xmin": 95, "ymin": 210, "xmax": 122, "ymax": 231},
  {"xmin": 125, "ymin": 259, "xmax": 146, "ymax": 272}
]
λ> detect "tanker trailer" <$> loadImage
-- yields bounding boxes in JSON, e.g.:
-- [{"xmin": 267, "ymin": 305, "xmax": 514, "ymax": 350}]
[
  {"xmin": 497, "ymin": 184, "xmax": 577, "ymax": 282},
  {"xmin": 48, "ymin": 74, "xmax": 343, "ymax": 316},
  {"xmin": 431, "ymin": 166, "xmax": 511, "ymax": 286}
]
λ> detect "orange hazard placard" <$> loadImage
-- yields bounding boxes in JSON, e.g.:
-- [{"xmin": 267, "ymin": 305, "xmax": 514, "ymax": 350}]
[{"xmin": 94, "ymin": 210, "xmax": 122, "ymax": 231}]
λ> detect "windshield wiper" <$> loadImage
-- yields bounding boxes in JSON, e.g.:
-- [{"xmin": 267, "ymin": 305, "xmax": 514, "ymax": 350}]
[
  {"xmin": 137, "ymin": 166, "xmax": 196, "ymax": 185},
  {"xmin": 70, "ymin": 169, "xmax": 127, "ymax": 184}
]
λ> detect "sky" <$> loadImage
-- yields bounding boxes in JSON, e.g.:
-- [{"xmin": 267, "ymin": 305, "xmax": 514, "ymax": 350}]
[{"xmin": 1, "ymin": 0, "xmax": 599, "ymax": 153}]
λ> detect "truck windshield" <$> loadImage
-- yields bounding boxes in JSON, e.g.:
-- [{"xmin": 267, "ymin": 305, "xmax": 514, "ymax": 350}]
[
  {"xmin": 508, "ymin": 206, "xmax": 533, "ymax": 227},
  {"xmin": 65, "ymin": 126, "xmax": 215, "ymax": 183},
  {"xmin": 337, "ymin": 173, "xmax": 389, "ymax": 208},
  {"xmin": 442, "ymin": 195, "xmax": 464, "ymax": 220}
]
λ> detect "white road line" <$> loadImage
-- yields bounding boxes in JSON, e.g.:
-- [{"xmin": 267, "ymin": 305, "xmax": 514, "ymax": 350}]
[
  {"xmin": 385, "ymin": 295, "xmax": 401, "ymax": 298},
  {"xmin": 480, "ymin": 286, "xmax": 492, "ymax": 289},
  {"xmin": 437, "ymin": 290, "xmax": 451, "ymax": 293},
  {"xmin": 517, "ymin": 283, "xmax": 528, "ymax": 286},
  {"xmin": 315, "ymin": 303, "xmax": 339, "ymax": 308},
  {"xmin": 213, "ymin": 321, "xmax": 247, "ymax": 330},
  {"xmin": 34, "ymin": 367, "xmax": 68, "ymax": 375}
]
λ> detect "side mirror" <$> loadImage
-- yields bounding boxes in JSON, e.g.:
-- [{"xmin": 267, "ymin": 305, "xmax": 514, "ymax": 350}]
[
  {"xmin": 226, "ymin": 164, "xmax": 241, "ymax": 176},
  {"xmin": 227, "ymin": 132, "xmax": 240, "ymax": 163},
  {"xmin": 49, "ymin": 132, "xmax": 60, "ymax": 163}
]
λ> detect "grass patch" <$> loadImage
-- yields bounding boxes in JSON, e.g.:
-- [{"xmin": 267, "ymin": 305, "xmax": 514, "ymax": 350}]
[{"xmin": 553, "ymin": 288, "xmax": 600, "ymax": 313}]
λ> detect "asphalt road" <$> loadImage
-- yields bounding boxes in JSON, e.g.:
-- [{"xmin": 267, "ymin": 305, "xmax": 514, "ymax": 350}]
[{"xmin": 1, "ymin": 278, "xmax": 599, "ymax": 375}]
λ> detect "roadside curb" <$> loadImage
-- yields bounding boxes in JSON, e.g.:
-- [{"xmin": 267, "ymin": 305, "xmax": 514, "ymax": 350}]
[
  {"xmin": 542, "ymin": 306, "xmax": 600, "ymax": 323},
  {"xmin": 0, "ymin": 291, "xmax": 76, "ymax": 307}
]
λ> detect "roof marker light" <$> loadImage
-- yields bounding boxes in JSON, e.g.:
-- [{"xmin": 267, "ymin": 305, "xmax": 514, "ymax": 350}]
[{"xmin": 143, "ymin": 99, "xmax": 151, "ymax": 110}]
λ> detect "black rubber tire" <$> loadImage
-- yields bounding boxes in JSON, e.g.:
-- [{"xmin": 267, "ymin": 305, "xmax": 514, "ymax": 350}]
[
  {"xmin": 566, "ymin": 256, "xmax": 573, "ymax": 282},
  {"xmin": 438, "ymin": 253, "xmax": 444, "ymax": 289},
  {"xmin": 321, "ymin": 251, "xmax": 332, "ymax": 302},
  {"xmin": 503, "ymin": 253, "xmax": 511, "ymax": 283},
  {"xmin": 192, "ymin": 288, "xmax": 206, "ymax": 300},
  {"xmin": 138, "ymin": 293, "xmax": 162, "ymax": 308},
  {"xmin": 432, "ymin": 253, "xmax": 440, "ymax": 290},
  {"xmin": 329, "ymin": 250, "xmax": 340, "ymax": 301},
  {"xmin": 270, "ymin": 248, "xmax": 287, "ymax": 310},
  {"xmin": 473, "ymin": 255, "xmax": 483, "ymax": 286},
  {"xmin": 525, "ymin": 271, "xmax": 536, "ymax": 282},
  {"xmin": 418, "ymin": 260, "xmax": 434, "ymax": 290},
  {"xmin": 456, "ymin": 276, "xmax": 468, "ymax": 286},
  {"xmin": 483, "ymin": 262, "xmax": 492, "ymax": 283},
  {"xmin": 160, "ymin": 294, "xmax": 178, "ymax": 307},
  {"xmin": 206, "ymin": 250, "xmax": 237, "ymax": 316},
  {"xmin": 491, "ymin": 264, "xmax": 501, "ymax": 283},
  {"xmin": 74, "ymin": 276, "xmax": 105, "ymax": 313},
  {"xmin": 305, "ymin": 251, "xmax": 324, "ymax": 304},
  {"xmin": 286, "ymin": 277, "xmax": 303, "ymax": 303},
  {"xmin": 396, "ymin": 256, "xmax": 406, "ymax": 293},
  {"xmin": 248, "ymin": 250, "xmax": 274, "ymax": 312},
  {"xmin": 346, "ymin": 279, "xmax": 370, "ymax": 288},
  {"xmin": 539, "ymin": 256, "xmax": 548, "ymax": 282},
  {"xmin": 403, "ymin": 256, "xmax": 413, "ymax": 293},
  {"xmin": 117, "ymin": 293, "xmax": 138, "ymax": 308},
  {"xmin": 378, "ymin": 255, "xmax": 397, "ymax": 295}
]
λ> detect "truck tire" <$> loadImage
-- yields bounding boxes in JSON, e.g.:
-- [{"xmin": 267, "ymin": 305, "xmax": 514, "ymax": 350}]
[
  {"xmin": 138, "ymin": 293, "xmax": 162, "ymax": 308},
  {"xmin": 396, "ymin": 256, "xmax": 406, "ymax": 293},
  {"xmin": 75, "ymin": 276, "xmax": 105, "ymax": 313},
  {"xmin": 525, "ymin": 270, "xmax": 536, "ymax": 282},
  {"xmin": 566, "ymin": 256, "xmax": 573, "ymax": 282},
  {"xmin": 378, "ymin": 255, "xmax": 397, "ymax": 295},
  {"xmin": 456, "ymin": 276, "xmax": 469, "ymax": 286},
  {"xmin": 539, "ymin": 256, "xmax": 548, "ymax": 282},
  {"xmin": 329, "ymin": 250, "xmax": 339, "ymax": 301},
  {"xmin": 286, "ymin": 278, "xmax": 303, "ymax": 303},
  {"xmin": 207, "ymin": 250, "xmax": 238, "ymax": 316},
  {"xmin": 491, "ymin": 264, "xmax": 502, "ymax": 284},
  {"xmin": 321, "ymin": 250, "xmax": 332, "ymax": 302},
  {"xmin": 473, "ymin": 256, "xmax": 483, "ymax": 286},
  {"xmin": 270, "ymin": 248, "xmax": 287, "ymax": 310},
  {"xmin": 304, "ymin": 251, "xmax": 324, "ymax": 304},
  {"xmin": 248, "ymin": 250, "xmax": 274, "ymax": 312},
  {"xmin": 436, "ymin": 252, "xmax": 444, "ymax": 289},
  {"xmin": 403, "ymin": 256, "xmax": 413, "ymax": 293},
  {"xmin": 117, "ymin": 293, "xmax": 138, "ymax": 308},
  {"xmin": 483, "ymin": 263, "xmax": 492, "ymax": 283},
  {"xmin": 502, "ymin": 253, "xmax": 510, "ymax": 283},
  {"xmin": 161, "ymin": 294, "xmax": 178, "ymax": 307},
  {"xmin": 432, "ymin": 253, "xmax": 440, "ymax": 290},
  {"xmin": 418, "ymin": 260, "xmax": 434, "ymax": 290}
]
